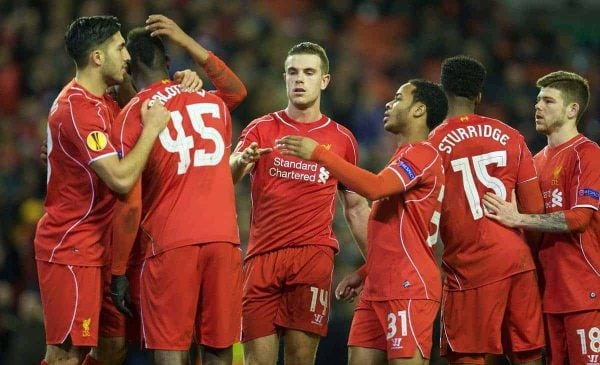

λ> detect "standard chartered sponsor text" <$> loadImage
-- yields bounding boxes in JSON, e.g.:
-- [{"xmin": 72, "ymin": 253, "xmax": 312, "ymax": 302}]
[{"xmin": 270, "ymin": 156, "xmax": 319, "ymax": 182}]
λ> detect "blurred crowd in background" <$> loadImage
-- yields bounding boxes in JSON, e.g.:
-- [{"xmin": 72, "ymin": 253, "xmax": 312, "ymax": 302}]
[{"xmin": 0, "ymin": 0, "xmax": 599, "ymax": 363}]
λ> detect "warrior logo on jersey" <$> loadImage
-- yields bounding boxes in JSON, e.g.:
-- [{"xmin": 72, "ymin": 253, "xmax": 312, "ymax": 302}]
[
  {"xmin": 552, "ymin": 165, "xmax": 562, "ymax": 186},
  {"xmin": 86, "ymin": 131, "xmax": 108, "ymax": 152}
]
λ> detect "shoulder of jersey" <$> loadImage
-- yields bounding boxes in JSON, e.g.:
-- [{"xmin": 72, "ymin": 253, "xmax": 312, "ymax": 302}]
[{"xmin": 574, "ymin": 136, "xmax": 600, "ymax": 154}]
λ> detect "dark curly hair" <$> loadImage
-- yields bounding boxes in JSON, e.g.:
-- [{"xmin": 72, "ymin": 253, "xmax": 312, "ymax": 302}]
[
  {"xmin": 126, "ymin": 27, "xmax": 168, "ymax": 74},
  {"xmin": 65, "ymin": 16, "xmax": 121, "ymax": 68},
  {"xmin": 440, "ymin": 55, "xmax": 486, "ymax": 100},
  {"xmin": 409, "ymin": 79, "xmax": 448, "ymax": 129}
]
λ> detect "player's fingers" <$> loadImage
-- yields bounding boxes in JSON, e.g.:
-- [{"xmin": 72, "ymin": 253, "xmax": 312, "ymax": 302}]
[
  {"xmin": 511, "ymin": 189, "xmax": 517, "ymax": 203},
  {"xmin": 258, "ymin": 148, "xmax": 273, "ymax": 155}
]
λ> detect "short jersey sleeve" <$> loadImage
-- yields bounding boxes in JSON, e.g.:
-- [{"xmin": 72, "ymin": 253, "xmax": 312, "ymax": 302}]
[
  {"xmin": 67, "ymin": 94, "xmax": 118, "ymax": 164},
  {"xmin": 386, "ymin": 143, "xmax": 438, "ymax": 191},
  {"xmin": 516, "ymin": 138, "xmax": 538, "ymax": 185},
  {"xmin": 235, "ymin": 117, "xmax": 265, "ymax": 153},
  {"xmin": 112, "ymin": 97, "xmax": 143, "ymax": 158},
  {"xmin": 571, "ymin": 144, "xmax": 600, "ymax": 210}
]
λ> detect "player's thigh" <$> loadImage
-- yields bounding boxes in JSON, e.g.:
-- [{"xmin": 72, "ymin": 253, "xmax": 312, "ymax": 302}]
[
  {"xmin": 441, "ymin": 280, "xmax": 510, "ymax": 355},
  {"xmin": 196, "ymin": 242, "xmax": 242, "ymax": 349},
  {"xmin": 503, "ymin": 271, "xmax": 544, "ymax": 354},
  {"xmin": 140, "ymin": 246, "xmax": 203, "ymax": 350},
  {"xmin": 242, "ymin": 251, "xmax": 285, "ymax": 342},
  {"xmin": 563, "ymin": 309, "xmax": 600, "ymax": 365},
  {"xmin": 37, "ymin": 261, "xmax": 102, "ymax": 347},
  {"xmin": 277, "ymin": 246, "xmax": 334, "ymax": 337},
  {"xmin": 243, "ymin": 333, "xmax": 279, "ymax": 365},
  {"xmin": 282, "ymin": 328, "xmax": 320, "ymax": 364},
  {"xmin": 349, "ymin": 346, "xmax": 387, "ymax": 365}
]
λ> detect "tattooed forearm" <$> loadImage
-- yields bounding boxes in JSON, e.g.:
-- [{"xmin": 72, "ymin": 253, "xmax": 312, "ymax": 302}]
[{"xmin": 521, "ymin": 211, "xmax": 570, "ymax": 233}]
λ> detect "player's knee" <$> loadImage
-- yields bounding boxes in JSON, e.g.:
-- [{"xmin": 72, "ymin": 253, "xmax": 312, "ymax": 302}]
[
  {"xmin": 284, "ymin": 345, "xmax": 317, "ymax": 365},
  {"xmin": 508, "ymin": 349, "xmax": 543, "ymax": 364},
  {"xmin": 445, "ymin": 351, "xmax": 485, "ymax": 365}
]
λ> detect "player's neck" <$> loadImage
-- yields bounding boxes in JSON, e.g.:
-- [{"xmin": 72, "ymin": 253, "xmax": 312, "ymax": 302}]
[
  {"xmin": 398, "ymin": 128, "xmax": 428, "ymax": 146},
  {"xmin": 284, "ymin": 104, "xmax": 322, "ymax": 123},
  {"xmin": 546, "ymin": 123, "xmax": 579, "ymax": 148},
  {"xmin": 134, "ymin": 71, "xmax": 169, "ymax": 91},
  {"xmin": 75, "ymin": 68, "xmax": 109, "ymax": 97},
  {"xmin": 447, "ymin": 104, "xmax": 475, "ymax": 119}
]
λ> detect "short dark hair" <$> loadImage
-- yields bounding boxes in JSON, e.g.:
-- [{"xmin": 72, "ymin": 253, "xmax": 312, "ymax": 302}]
[
  {"xmin": 126, "ymin": 27, "xmax": 167, "ymax": 74},
  {"xmin": 536, "ymin": 71, "xmax": 590, "ymax": 124},
  {"xmin": 440, "ymin": 55, "xmax": 486, "ymax": 99},
  {"xmin": 409, "ymin": 79, "xmax": 448, "ymax": 129},
  {"xmin": 287, "ymin": 42, "xmax": 329, "ymax": 74},
  {"xmin": 65, "ymin": 16, "xmax": 121, "ymax": 67}
]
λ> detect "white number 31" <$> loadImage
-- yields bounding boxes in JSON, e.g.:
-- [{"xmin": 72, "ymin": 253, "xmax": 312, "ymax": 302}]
[{"xmin": 158, "ymin": 103, "xmax": 225, "ymax": 175}]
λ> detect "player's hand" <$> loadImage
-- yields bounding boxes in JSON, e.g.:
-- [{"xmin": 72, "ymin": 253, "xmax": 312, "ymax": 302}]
[
  {"xmin": 173, "ymin": 69, "xmax": 203, "ymax": 92},
  {"xmin": 140, "ymin": 99, "xmax": 170, "ymax": 135},
  {"xmin": 335, "ymin": 271, "xmax": 364, "ymax": 302},
  {"xmin": 40, "ymin": 138, "xmax": 48, "ymax": 166},
  {"xmin": 275, "ymin": 135, "xmax": 319, "ymax": 160},
  {"xmin": 238, "ymin": 142, "xmax": 272, "ymax": 165},
  {"xmin": 110, "ymin": 275, "xmax": 133, "ymax": 317},
  {"xmin": 483, "ymin": 190, "xmax": 522, "ymax": 228},
  {"xmin": 146, "ymin": 14, "xmax": 191, "ymax": 49}
]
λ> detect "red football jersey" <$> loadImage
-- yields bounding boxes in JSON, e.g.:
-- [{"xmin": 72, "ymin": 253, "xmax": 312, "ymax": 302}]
[
  {"xmin": 362, "ymin": 142, "xmax": 444, "ymax": 301},
  {"xmin": 113, "ymin": 80, "xmax": 239, "ymax": 258},
  {"xmin": 428, "ymin": 114, "xmax": 537, "ymax": 290},
  {"xmin": 534, "ymin": 134, "xmax": 600, "ymax": 313},
  {"xmin": 35, "ymin": 79, "xmax": 120, "ymax": 266},
  {"xmin": 236, "ymin": 110, "xmax": 359, "ymax": 259}
]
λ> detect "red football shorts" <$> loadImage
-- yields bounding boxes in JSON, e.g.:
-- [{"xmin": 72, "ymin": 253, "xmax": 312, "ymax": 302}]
[
  {"xmin": 140, "ymin": 243, "xmax": 242, "ymax": 350},
  {"xmin": 99, "ymin": 263, "xmax": 142, "ymax": 342},
  {"xmin": 545, "ymin": 310, "xmax": 600, "ymax": 365},
  {"xmin": 37, "ymin": 261, "xmax": 102, "ymax": 346},
  {"xmin": 242, "ymin": 245, "xmax": 334, "ymax": 342},
  {"xmin": 348, "ymin": 298, "xmax": 439, "ymax": 360},
  {"xmin": 441, "ymin": 270, "xmax": 544, "ymax": 363}
]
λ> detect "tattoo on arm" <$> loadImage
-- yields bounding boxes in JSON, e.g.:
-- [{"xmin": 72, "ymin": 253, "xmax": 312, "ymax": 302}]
[{"xmin": 523, "ymin": 211, "xmax": 569, "ymax": 232}]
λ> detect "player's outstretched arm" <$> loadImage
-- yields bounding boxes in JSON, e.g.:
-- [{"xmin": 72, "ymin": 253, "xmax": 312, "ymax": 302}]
[
  {"xmin": 146, "ymin": 14, "xmax": 247, "ymax": 109},
  {"xmin": 92, "ymin": 100, "xmax": 169, "ymax": 194},
  {"xmin": 230, "ymin": 142, "xmax": 272, "ymax": 183},
  {"xmin": 276, "ymin": 135, "xmax": 405, "ymax": 201},
  {"xmin": 484, "ymin": 191, "xmax": 593, "ymax": 233}
]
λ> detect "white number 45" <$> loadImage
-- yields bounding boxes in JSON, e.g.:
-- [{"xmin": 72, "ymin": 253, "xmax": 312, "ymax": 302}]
[{"xmin": 159, "ymin": 103, "xmax": 225, "ymax": 175}]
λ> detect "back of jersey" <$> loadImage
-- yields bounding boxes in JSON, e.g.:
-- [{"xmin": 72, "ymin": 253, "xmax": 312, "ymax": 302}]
[
  {"xmin": 428, "ymin": 114, "xmax": 537, "ymax": 290},
  {"xmin": 116, "ymin": 81, "xmax": 239, "ymax": 259}
]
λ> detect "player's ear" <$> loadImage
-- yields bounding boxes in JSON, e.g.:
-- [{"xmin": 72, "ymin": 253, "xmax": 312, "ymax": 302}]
[
  {"xmin": 90, "ymin": 49, "xmax": 103, "ymax": 67},
  {"xmin": 566, "ymin": 102, "xmax": 580, "ymax": 121},
  {"xmin": 413, "ymin": 102, "xmax": 425, "ymax": 119},
  {"xmin": 321, "ymin": 73, "xmax": 330, "ymax": 90}
]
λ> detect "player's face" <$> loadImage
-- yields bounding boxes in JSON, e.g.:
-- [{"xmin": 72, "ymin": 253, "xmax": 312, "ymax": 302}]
[
  {"xmin": 284, "ymin": 54, "xmax": 330, "ymax": 110},
  {"xmin": 383, "ymin": 82, "xmax": 415, "ymax": 134},
  {"xmin": 535, "ymin": 87, "xmax": 568, "ymax": 135},
  {"xmin": 101, "ymin": 32, "xmax": 131, "ymax": 86}
]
